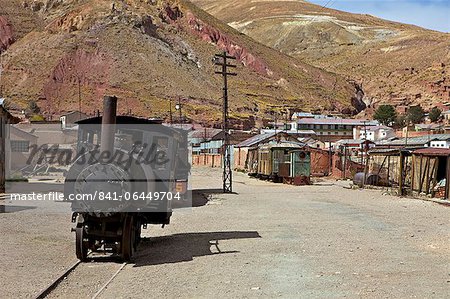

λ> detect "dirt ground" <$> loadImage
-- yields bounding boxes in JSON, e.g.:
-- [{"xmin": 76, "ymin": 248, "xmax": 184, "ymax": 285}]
[{"xmin": 0, "ymin": 167, "xmax": 449, "ymax": 298}]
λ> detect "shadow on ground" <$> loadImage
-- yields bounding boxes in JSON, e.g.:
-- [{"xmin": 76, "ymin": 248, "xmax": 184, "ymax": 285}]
[
  {"xmin": 0, "ymin": 205, "xmax": 36, "ymax": 213},
  {"xmin": 132, "ymin": 231, "xmax": 261, "ymax": 267},
  {"xmin": 173, "ymin": 188, "xmax": 238, "ymax": 209}
]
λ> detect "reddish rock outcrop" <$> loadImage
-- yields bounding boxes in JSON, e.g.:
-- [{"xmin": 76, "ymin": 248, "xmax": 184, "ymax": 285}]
[
  {"xmin": 0, "ymin": 16, "xmax": 15, "ymax": 50},
  {"xmin": 159, "ymin": 4, "xmax": 183, "ymax": 23},
  {"xmin": 185, "ymin": 13, "xmax": 272, "ymax": 77},
  {"xmin": 158, "ymin": 3, "xmax": 272, "ymax": 77},
  {"xmin": 42, "ymin": 49, "xmax": 112, "ymax": 113}
]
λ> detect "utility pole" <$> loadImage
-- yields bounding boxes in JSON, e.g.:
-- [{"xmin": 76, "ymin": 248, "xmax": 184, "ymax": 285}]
[
  {"xmin": 175, "ymin": 97, "xmax": 182, "ymax": 128},
  {"xmin": 274, "ymin": 112, "xmax": 278, "ymax": 134},
  {"xmin": 214, "ymin": 51, "xmax": 237, "ymax": 193},
  {"xmin": 405, "ymin": 121, "xmax": 409, "ymax": 147},
  {"xmin": 362, "ymin": 120, "xmax": 369, "ymax": 186}
]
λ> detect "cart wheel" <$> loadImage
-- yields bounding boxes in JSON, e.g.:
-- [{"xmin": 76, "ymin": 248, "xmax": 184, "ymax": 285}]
[
  {"xmin": 75, "ymin": 226, "xmax": 88, "ymax": 262},
  {"xmin": 121, "ymin": 215, "xmax": 135, "ymax": 261}
]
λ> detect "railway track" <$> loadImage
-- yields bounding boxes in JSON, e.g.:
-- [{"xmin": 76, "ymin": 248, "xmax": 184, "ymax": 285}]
[{"xmin": 35, "ymin": 258, "xmax": 127, "ymax": 299}]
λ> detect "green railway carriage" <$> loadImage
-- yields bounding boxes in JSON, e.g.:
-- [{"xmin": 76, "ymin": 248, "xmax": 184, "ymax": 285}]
[{"xmin": 256, "ymin": 142, "xmax": 311, "ymax": 184}]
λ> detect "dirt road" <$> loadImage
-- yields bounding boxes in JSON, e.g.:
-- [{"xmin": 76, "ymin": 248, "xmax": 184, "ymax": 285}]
[{"xmin": 0, "ymin": 167, "xmax": 449, "ymax": 298}]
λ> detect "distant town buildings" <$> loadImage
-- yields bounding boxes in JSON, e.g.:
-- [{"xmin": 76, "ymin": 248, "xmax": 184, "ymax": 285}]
[
  {"xmin": 60, "ymin": 111, "xmax": 89, "ymax": 129},
  {"xmin": 293, "ymin": 118, "xmax": 378, "ymax": 141},
  {"xmin": 355, "ymin": 125, "xmax": 395, "ymax": 142}
]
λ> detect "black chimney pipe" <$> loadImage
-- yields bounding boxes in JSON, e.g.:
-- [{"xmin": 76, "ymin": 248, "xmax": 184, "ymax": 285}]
[{"xmin": 100, "ymin": 96, "xmax": 117, "ymax": 156}]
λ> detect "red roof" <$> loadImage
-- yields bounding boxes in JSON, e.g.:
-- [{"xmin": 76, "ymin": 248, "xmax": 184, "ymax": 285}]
[{"xmin": 413, "ymin": 148, "xmax": 450, "ymax": 156}]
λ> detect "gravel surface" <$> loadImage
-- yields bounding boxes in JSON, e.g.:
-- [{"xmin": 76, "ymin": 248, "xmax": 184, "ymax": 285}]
[{"xmin": 0, "ymin": 168, "xmax": 449, "ymax": 298}]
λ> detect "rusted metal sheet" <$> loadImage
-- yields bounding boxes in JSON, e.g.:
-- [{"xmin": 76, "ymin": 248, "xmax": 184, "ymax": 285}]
[{"xmin": 413, "ymin": 148, "xmax": 450, "ymax": 156}]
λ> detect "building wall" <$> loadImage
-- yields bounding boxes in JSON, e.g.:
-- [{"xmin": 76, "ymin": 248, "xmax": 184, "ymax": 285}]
[
  {"xmin": 192, "ymin": 154, "xmax": 222, "ymax": 168},
  {"xmin": 234, "ymin": 147, "xmax": 248, "ymax": 171},
  {"xmin": 9, "ymin": 133, "xmax": 36, "ymax": 171},
  {"xmin": 297, "ymin": 123, "xmax": 354, "ymax": 138},
  {"xmin": 430, "ymin": 140, "xmax": 450, "ymax": 148},
  {"xmin": 310, "ymin": 148, "xmax": 331, "ymax": 176},
  {"xmin": 200, "ymin": 140, "xmax": 223, "ymax": 154},
  {"xmin": 356, "ymin": 127, "xmax": 395, "ymax": 141},
  {"xmin": 331, "ymin": 152, "xmax": 365, "ymax": 179}
]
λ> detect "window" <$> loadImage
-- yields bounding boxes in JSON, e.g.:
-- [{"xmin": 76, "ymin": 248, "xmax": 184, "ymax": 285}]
[{"xmin": 11, "ymin": 140, "xmax": 30, "ymax": 152}]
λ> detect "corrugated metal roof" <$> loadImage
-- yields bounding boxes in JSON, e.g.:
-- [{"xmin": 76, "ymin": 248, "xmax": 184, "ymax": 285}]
[
  {"xmin": 188, "ymin": 128, "xmax": 222, "ymax": 139},
  {"xmin": 336, "ymin": 139, "xmax": 374, "ymax": 145},
  {"xmin": 236, "ymin": 132, "xmax": 276, "ymax": 147},
  {"xmin": 377, "ymin": 134, "xmax": 450, "ymax": 146},
  {"xmin": 297, "ymin": 118, "xmax": 378, "ymax": 126},
  {"xmin": 413, "ymin": 148, "xmax": 450, "ymax": 156},
  {"xmin": 415, "ymin": 123, "xmax": 443, "ymax": 129},
  {"xmin": 259, "ymin": 141, "xmax": 305, "ymax": 149}
]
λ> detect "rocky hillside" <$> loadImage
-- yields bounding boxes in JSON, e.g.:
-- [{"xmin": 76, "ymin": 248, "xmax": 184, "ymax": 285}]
[
  {"xmin": 0, "ymin": 0, "xmax": 361, "ymax": 127},
  {"xmin": 191, "ymin": 0, "xmax": 450, "ymax": 116}
]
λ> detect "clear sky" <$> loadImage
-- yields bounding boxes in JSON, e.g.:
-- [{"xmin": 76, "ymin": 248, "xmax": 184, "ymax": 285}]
[{"xmin": 308, "ymin": 0, "xmax": 450, "ymax": 32}]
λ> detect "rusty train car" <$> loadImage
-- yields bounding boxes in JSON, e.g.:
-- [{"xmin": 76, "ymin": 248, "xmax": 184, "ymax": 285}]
[{"xmin": 252, "ymin": 142, "xmax": 311, "ymax": 185}]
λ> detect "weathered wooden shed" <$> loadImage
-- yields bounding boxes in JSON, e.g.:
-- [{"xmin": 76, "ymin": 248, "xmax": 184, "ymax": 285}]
[
  {"xmin": 411, "ymin": 148, "xmax": 450, "ymax": 199},
  {"xmin": 367, "ymin": 148, "xmax": 413, "ymax": 194}
]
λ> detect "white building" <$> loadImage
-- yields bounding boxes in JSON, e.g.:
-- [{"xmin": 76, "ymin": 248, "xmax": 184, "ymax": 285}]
[
  {"xmin": 292, "ymin": 118, "xmax": 378, "ymax": 141},
  {"xmin": 354, "ymin": 126, "xmax": 395, "ymax": 142},
  {"xmin": 430, "ymin": 138, "xmax": 450, "ymax": 148}
]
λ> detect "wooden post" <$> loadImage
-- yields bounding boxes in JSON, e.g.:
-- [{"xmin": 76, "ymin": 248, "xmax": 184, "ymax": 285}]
[
  {"xmin": 343, "ymin": 146, "xmax": 347, "ymax": 179},
  {"xmin": 446, "ymin": 157, "xmax": 450, "ymax": 199},
  {"xmin": 425, "ymin": 157, "xmax": 431, "ymax": 194},
  {"xmin": 419, "ymin": 155, "xmax": 424, "ymax": 193},
  {"xmin": 399, "ymin": 151, "xmax": 404, "ymax": 196},
  {"xmin": 427, "ymin": 158, "xmax": 437, "ymax": 195},
  {"xmin": 363, "ymin": 150, "xmax": 370, "ymax": 187},
  {"xmin": 417, "ymin": 155, "xmax": 423, "ymax": 193},
  {"xmin": 387, "ymin": 155, "xmax": 391, "ymax": 187}
]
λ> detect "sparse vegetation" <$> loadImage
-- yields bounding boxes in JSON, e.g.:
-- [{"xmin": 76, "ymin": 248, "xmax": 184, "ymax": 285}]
[
  {"xmin": 27, "ymin": 100, "xmax": 40, "ymax": 114},
  {"xmin": 395, "ymin": 114, "xmax": 407, "ymax": 128},
  {"xmin": 429, "ymin": 107, "xmax": 442, "ymax": 122},
  {"xmin": 30, "ymin": 114, "xmax": 45, "ymax": 122},
  {"xmin": 407, "ymin": 106, "xmax": 425, "ymax": 124},
  {"xmin": 373, "ymin": 105, "xmax": 397, "ymax": 126}
]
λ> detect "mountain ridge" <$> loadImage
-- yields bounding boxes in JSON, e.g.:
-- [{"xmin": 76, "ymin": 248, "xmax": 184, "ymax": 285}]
[
  {"xmin": 191, "ymin": 0, "xmax": 450, "ymax": 116},
  {"xmin": 0, "ymin": 0, "xmax": 362, "ymax": 127}
]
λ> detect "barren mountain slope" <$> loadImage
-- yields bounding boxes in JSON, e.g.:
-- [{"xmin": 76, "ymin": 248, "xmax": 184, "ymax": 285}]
[
  {"xmin": 191, "ymin": 0, "xmax": 450, "ymax": 114},
  {"xmin": 0, "ymin": 0, "xmax": 360, "ymax": 126}
]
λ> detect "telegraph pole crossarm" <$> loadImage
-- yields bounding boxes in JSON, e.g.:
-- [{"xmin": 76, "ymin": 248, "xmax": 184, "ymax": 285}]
[{"xmin": 214, "ymin": 51, "xmax": 237, "ymax": 193}]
